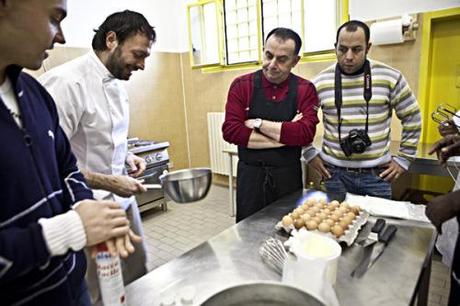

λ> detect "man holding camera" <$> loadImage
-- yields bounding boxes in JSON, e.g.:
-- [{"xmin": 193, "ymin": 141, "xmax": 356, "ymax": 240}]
[{"xmin": 303, "ymin": 20, "xmax": 421, "ymax": 200}]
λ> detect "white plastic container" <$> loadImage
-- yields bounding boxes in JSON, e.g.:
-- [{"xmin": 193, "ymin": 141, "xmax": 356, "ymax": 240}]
[
  {"xmin": 285, "ymin": 230, "xmax": 342, "ymax": 285},
  {"xmin": 96, "ymin": 243, "xmax": 127, "ymax": 306}
]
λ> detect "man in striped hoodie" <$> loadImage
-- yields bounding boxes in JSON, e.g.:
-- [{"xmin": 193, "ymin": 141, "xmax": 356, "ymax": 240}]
[{"xmin": 303, "ymin": 20, "xmax": 421, "ymax": 200}]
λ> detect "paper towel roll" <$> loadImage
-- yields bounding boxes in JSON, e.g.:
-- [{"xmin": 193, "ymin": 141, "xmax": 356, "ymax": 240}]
[{"xmin": 370, "ymin": 18, "xmax": 404, "ymax": 45}]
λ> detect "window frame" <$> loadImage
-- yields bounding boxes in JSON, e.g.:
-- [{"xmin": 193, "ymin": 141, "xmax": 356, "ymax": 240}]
[
  {"xmin": 186, "ymin": 0, "xmax": 349, "ymax": 71},
  {"xmin": 187, "ymin": 0, "xmax": 225, "ymax": 68}
]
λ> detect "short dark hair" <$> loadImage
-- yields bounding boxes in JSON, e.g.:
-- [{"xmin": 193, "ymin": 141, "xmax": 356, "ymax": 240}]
[
  {"xmin": 265, "ymin": 27, "xmax": 302, "ymax": 55},
  {"xmin": 92, "ymin": 10, "xmax": 156, "ymax": 51},
  {"xmin": 335, "ymin": 20, "xmax": 370, "ymax": 45}
]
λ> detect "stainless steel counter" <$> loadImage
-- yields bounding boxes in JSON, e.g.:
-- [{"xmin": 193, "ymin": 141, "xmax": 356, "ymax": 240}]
[{"xmin": 126, "ymin": 190, "xmax": 436, "ymax": 306}]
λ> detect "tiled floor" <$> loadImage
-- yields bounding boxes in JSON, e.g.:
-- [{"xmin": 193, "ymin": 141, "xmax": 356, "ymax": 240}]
[
  {"xmin": 140, "ymin": 185, "xmax": 451, "ymax": 305},
  {"xmin": 140, "ymin": 185, "xmax": 235, "ymax": 271}
]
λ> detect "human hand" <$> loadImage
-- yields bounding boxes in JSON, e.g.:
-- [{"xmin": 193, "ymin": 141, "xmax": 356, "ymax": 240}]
[
  {"xmin": 425, "ymin": 192, "xmax": 460, "ymax": 234},
  {"xmin": 309, "ymin": 156, "xmax": 331, "ymax": 179},
  {"xmin": 126, "ymin": 154, "xmax": 146, "ymax": 178},
  {"xmin": 75, "ymin": 200, "xmax": 129, "ymax": 247},
  {"xmin": 107, "ymin": 175, "xmax": 147, "ymax": 197},
  {"xmin": 429, "ymin": 134, "xmax": 460, "ymax": 165},
  {"xmin": 89, "ymin": 229, "xmax": 142, "ymax": 258},
  {"xmin": 245, "ymin": 119, "xmax": 256, "ymax": 129},
  {"xmin": 438, "ymin": 120, "xmax": 459, "ymax": 137},
  {"xmin": 379, "ymin": 159, "xmax": 405, "ymax": 182},
  {"xmin": 291, "ymin": 112, "xmax": 303, "ymax": 122}
]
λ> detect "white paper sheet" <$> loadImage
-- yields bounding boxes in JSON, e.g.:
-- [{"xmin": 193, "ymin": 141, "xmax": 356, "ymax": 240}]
[{"xmin": 345, "ymin": 193, "xmax": 430, "ymax": 223}]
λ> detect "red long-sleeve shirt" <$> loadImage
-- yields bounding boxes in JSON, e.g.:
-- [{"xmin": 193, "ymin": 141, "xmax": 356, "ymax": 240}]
[{"xmin": 222, "ymin": 71, "xmax": 319, "ymax": 147}]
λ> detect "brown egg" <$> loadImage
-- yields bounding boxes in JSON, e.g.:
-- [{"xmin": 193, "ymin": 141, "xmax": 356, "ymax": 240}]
[
  {"xmin": 341, "ymin": 215, "xmax": 354, "ymax": 225},
  {"xmin": 331, "ymin": 224, "xmax": 344, "ymax": 238},
  {"xmin": 312, "ymin": 216, "xmax": 323, "ymax": 224},
  {"xmin": 330, "ymin": 214, "xmax": 340, "ymax": 222},
  {"xmin": 317, "ymin": 212, "xmax": 327, "ymax": 220},
  {"xmin": 350, "ymin": 206, "xmax": 361, "ymax": 215},
  {"xmin": 322, "ymin": 208, "xmax": 331, "ymax": 215},
  {"xmin": 302, "ymin": 214, "xmax": 311, "ymax": 223},
  {"xmin": 306, "ymin": 198, "xmax": 317, "ymax": 206},
  {"xmin": 291, "ymin": 211, "xmax": 300, "ymax": 219},
  {"xmin": 306, "ymin": 220, "xmax": 318, "ymax": 230},
  {"xmin": 332, "ymin": 211, "xmax": 343, "ymax": 219},
  {"xmin": 341, "ymin": 202, "xmax": 350, "ymax": 209},
  {"xmin": 310, "ymin": 206, "xmax": 321, "ymax": 214},
  {"xmin": 294, "ymin": 218, "xmax": 305, "ymax": 229},
  {"xmin": 301, "ymin": 204, "xmax": 309, "ymax": 211},
  {"xmin": 346, "ymin": 212, "xmax": 356, "ymax": 220},
  {"xmin": 313, "ymin": 203, "xmax": 323, "ymax": 211},
  {"xmin": 318, "ymin": 222, "xmax": 331, "ymax": 233},
  {"xmin": 282, "ymin": 215, "xmax": 293, "ymax": 227},
  {"xmin": 319, "ymin": 198, "xmax": 327, "ymax": 205},
  {"xmin": 329, "ymin": 200, "xmax": 340, "ymax": 207},
  {"xmin": 294, "ymin": 207, "xmax": 305, "ymax": 215},
  {"xmin": 339, "ymin": 219, "xmax": 350, "ymax": 229},
  {"xmin": 324, "ymin": 218, "xmax": 335, "ymax": 226},
  {"xmin": 338, "ymin": 206, "xmax": 348, "ymax": 214}
]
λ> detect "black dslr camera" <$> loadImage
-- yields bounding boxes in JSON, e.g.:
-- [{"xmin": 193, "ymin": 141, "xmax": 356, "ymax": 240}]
[{"xmin": 340, "ymin": 129, "xmax": 372, "ymax": 156}]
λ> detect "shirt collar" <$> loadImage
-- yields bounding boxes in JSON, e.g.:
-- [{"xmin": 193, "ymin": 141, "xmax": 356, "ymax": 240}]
[
  {"xmin": 261, "ymin": 71, "xmax": 291, "ymax": 88},
  {"xmin": 88, "ymin": 50, "xmax": 115, "ymax": 82}
]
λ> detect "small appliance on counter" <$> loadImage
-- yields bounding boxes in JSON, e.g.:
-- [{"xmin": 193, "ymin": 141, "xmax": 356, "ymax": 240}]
[{"xmin": 127, "ymin": 138, "xmax": 170, "ymax": 213}]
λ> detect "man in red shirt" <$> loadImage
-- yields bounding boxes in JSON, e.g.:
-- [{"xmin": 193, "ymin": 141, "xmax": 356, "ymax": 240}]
[{"xmin": 222, "ymin": 27, "xmax": 319, "ymax": 222}]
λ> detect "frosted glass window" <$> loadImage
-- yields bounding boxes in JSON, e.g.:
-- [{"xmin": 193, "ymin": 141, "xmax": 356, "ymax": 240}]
[
  {"xmin": 203, "ymin": 3, "xmax": 220, "ymax": 64},
  {"xmin": 304, "ymin": 0, "xmax": 338, "ymax": 52},
  {"xmin": 188, "ymin": 2, "xmax": 220, "ymax": 66},
  {"xmin": 224, "ymin": 0, "xmax": 259, "ymax": 64},
  {"xmin": 262, "ymin": 0, "xmax": 302, "ymax": 51}
]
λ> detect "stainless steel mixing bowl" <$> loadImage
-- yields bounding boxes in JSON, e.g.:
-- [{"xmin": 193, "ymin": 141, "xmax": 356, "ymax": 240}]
[
  {"xmin": 200, "ymin": 282, "xmax": 325, "ymax": 306},
  {"xmin": 160, "ymin": 168, "xmax": 212, "ymax": 203}
]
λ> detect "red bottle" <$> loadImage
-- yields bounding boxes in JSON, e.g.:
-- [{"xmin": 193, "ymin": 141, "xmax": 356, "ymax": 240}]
[{"xmin": 96, "ymin": 243, "xmax": 127, "ymax": 306}]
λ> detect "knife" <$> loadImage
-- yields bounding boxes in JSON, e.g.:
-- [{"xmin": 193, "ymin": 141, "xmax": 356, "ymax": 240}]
[
  {"xmin": 351, "ymin": 224, "xmax": 397, "ymax": 278},
  {"xmin": 358, "ymin": 218, "xmax": 386, "ymax": 248}
]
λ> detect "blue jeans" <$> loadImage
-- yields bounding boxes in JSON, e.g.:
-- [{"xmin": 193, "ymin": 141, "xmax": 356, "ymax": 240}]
[
  {"xmin": 75, "ymin": 280, "xmax": 92, "ymax": 306},
  {"xmin": 324, "ymin": 165, "xmax": 392, "ymax": 201}
]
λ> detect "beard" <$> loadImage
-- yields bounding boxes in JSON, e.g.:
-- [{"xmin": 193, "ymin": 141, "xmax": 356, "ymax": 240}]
[{"xmin": 106, "ymin": 46, "xmax": 131, "ymax": 80}]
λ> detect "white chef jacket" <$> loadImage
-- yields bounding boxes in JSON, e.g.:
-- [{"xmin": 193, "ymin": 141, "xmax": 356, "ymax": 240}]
[{"xmin": 39, "ymin": 51, "xmax": 134, "ymax": 209}]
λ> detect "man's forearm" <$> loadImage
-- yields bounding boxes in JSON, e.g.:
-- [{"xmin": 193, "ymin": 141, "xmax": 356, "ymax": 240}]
[
  {"xmin": 80, "ymin": 168, "xmax": 111, "ymax": 190},
  {"xmin": 247, "ymin": 131, "xmax": 285, "ymax": 149},
  {"xmin": 259, "ymin": 120, "xmax": 282, "ymax": 142}
]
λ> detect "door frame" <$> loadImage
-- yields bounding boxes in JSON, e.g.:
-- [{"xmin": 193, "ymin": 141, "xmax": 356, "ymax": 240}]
[{"xmin": 418, "ymin": 7, "xmax": 460, "ymax": 142}]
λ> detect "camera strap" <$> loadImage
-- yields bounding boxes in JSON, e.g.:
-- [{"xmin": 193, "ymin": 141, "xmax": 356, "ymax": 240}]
[{"xmin": 334, "ymin": 60, "xmax": 372, "ymax": 142}]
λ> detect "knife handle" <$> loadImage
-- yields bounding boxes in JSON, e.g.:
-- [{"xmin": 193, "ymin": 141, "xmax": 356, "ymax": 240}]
[
  {"xmin": 371, "ymin": 218, "xmax": 386, "ymax": 233},
  {"xmin": 379, "ymin": 225, "xmax": 397, "ymax": 244}
]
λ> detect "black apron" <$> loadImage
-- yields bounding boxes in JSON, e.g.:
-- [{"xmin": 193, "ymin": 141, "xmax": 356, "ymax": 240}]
[{"xmin": 236, "ymin": 70, "xmax": 302, "ymax": 222}]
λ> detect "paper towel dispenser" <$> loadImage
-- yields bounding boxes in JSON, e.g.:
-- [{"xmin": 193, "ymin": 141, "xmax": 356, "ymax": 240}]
[{"xmin": 370, "ymin": 14, "xmax": 418, "ymax": 45}]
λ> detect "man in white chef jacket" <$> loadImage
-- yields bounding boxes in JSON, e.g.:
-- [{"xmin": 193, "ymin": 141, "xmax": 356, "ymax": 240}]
[{"xmin": 39, "ymin": 10, "xmax": 156, "ymax": 303}]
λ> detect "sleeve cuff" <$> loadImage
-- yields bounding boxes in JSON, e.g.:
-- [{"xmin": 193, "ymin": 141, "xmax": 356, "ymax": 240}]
[
  {"xmin": 393, "ymin": 156, "xmax": 410, "ymax": 171},
  {"xmin": 39, "ymin": 210, "xmax": 87, "ymax": 256},
  {"xmin": 302, "ymin": 146, "xmax": 320, "ymax": 163}
]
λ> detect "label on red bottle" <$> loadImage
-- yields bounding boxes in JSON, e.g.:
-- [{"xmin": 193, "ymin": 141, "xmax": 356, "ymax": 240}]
[{"xmin": 96, "ymin": 250, "xmax": 126, "ymax": 306}]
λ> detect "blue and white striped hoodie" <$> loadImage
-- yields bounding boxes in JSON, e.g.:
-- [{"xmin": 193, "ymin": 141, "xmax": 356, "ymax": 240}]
[{"xmin": 0, "ymin": 66, "xmax": 93, "ymax": 305}]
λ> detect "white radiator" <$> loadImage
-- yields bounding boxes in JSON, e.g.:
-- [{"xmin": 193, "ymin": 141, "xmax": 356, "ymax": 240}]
[{"xmin": 207, "ymin": 112, "xmax": 237, "ymax": 176}]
